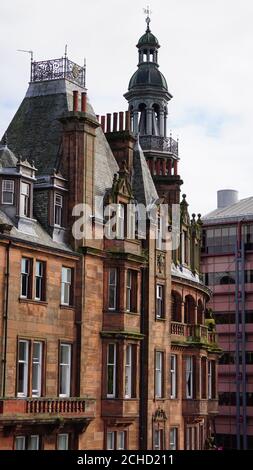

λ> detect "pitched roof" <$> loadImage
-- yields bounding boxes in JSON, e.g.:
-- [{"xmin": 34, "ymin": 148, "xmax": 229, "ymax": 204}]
[
  {"xmin": 203, "ymin": 196, "xmax": 253, "ymax": 224},
  {"xmin": 0, "ymin": 209, "xmax": 73, "ymax": 252}
]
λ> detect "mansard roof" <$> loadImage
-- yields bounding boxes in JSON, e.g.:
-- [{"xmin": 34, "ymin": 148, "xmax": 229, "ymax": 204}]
[{"xmin": 4, "ymin": 78, "xmax": 118, "ymax": 200}]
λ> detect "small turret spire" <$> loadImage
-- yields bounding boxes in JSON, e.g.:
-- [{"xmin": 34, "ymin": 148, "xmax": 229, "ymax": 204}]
[{"xmin": 143, "ymin": 5, "xmax": 152, "ymax": 32}]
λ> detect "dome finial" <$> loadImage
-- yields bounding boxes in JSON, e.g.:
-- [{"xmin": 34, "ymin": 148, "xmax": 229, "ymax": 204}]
[{"xmin": 143, "ymin": 5, "xmax": 152, "ymax": 32}]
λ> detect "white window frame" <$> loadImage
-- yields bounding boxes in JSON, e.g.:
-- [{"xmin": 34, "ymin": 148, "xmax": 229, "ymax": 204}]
[
  {"xmin": 170, "ymin": 428, "xmax": 177, "ymax": 450},
  {"xmin": 59, "ymin": 343, "xmax": 71, "ymax": 397},
  {"xmin": 20, "ymin": 257, "xmax": 31, "ymax": 299},
  {"xmin": 117, "ymin": 431, "xmax": 125, "ymax": 450},
  {"xmin": 20, "ymin": 181, "xmax": 30, "ymax": 217},
  {"xmin": 106, "ymin": 431, "xmax": 115, "ymax": 450},
  {"xmin": 108, "ymin": 268, "xmax": 117, "ymax": 311},
  {"xmin": 57, "ymin": 433, "xmax": 69, "ymax": 450},
  {"xmin": 28, "ymin": 435, "xmax": 40, "ymax": 450},
  {"xmin": 54, "ymin": 193, "xmax": 63, "ymax": 227},
  {"xmin": 126, "ymin": 270, "xmax": 132, "ymax": 312},
  {"xmin": 61, "ymin": 267, "xmax": 72, "ymax": 306},
  {"xmin": 154, "ymin": 429, "xmax": 163, "ymax": 450},
  {"xmin": 155, "ymin": 351, "xmax": 163, "ymax": 398},
  {"xmin": 2, "ymin": 179, "xmax": 14, "ymax": 204},
  {"xmin": 107, "ymin": 343, "xmax": 116, "ymax": 398},
  {"xmin": 186, "ymin": 356, "xmax": 193, "ymax": 399},
  {"xmin": 15, "ymin": 436, "xmax": 26, "ymax": 450},
  {"xmin": 208, "ymin": 360, "xmax": 212, "ymax": 399},
  {"xmin": 35, "ymin": 261, "xmax": 44, "ymax": 301},
  {"xmin": 32, "ymin": 341, "xmax": 42, "ymax": 397},
  {"xmin": 17, "ymin": 340, "xmax": 29, "ymax": 397},
  {"xmin": 125, "ymin": 344, "xmax": 132, "ymax": 398},
  {"xmin": 156, "ymin": 285, "xmax": 164, "ymax": 318},
  {"xmin": 170, "ymin": 354, "xmax": 177, "ymax": 399}
]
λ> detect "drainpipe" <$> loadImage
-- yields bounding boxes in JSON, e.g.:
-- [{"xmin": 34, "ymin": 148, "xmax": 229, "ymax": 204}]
[
  {"xmin": 2, "ymin": 241, "xmax": 11, "ymax": 397},
  {"xmin": 139, "ymin": 267, "xmax": 148, "ymax": 449}
]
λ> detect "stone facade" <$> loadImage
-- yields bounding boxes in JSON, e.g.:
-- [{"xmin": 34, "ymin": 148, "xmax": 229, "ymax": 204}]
[{"xmin": 0, "ymin": 19, "xmax": 221, "ymax": 451}]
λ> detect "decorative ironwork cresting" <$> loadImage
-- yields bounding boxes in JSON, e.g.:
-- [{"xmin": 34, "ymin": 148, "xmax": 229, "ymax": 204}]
[
  {"xmin": 31, "ymin": 57, "xmax": 86, "ymax": 87},
  {"xmin": 140, "ymin": 135, "xmax": 179, "ymax": 156}
]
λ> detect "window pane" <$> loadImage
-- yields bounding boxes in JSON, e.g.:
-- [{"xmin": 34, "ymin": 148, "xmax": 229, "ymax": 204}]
[
  {"xmin": 57, "ymin": 434, "xmax": 69, "ymax": 450},
  {"xmin": 59, "ymin": 344, "xmax": 71, "ymax": 397},
  {"xmin": 107, "ymin": 432, "xmax": 114, "ymax": 450},
  {"xmin": 15, "ymin": 436, "xmax": 26, "ymax": 450},
  {"xmin": 28, "ymin": 435, "xmax": 39, "ymax": 450},
  {"xmin": 117, "ymin": 431, "xmax": 125, "ymax": 450},
  {"xmin": 18, "ymin": 340, "xmax": 28, "ymax": 397},
  {"xmin": 32, "ymin": 342, "xmax": 42, "ymax": 397}
]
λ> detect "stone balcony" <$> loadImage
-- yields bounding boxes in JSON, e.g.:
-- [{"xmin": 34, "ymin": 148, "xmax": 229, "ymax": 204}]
[
  {"xmin": 182, "ymin": 399, "xmax": 208, "ymax": 416},
  {"xmin": 0, "ymin": 397, "xmax": 96, "ymax": 433},
  {"xmin": 171, "ymin": 321, "xmax": 218, "ymax": 347}
]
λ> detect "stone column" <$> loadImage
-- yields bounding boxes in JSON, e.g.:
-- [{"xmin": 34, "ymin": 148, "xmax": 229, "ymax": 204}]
[
  {"xmin": 181, "ymin": 301, "xmax": 185, "ymax": 324},
  {"xmin": 194, "ymin": 306, "xmax": 198, "ymax": 325},
  {"xmin": 159, "ymin": 110, "xmax": 165, "ymax": 137},
  {"xmin": 164, "ymin": 111, "xmax": 167, "ymax": 138},
  {"xmin": 133, "ymin": 110, "xmax": 139, "ymax": 135},
  {"xmin": 146, "ymin": 107, "xmax": 153, "ymax": 135}
]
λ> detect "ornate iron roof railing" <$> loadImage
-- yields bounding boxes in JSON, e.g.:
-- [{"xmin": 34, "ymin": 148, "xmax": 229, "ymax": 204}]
[
  {"xmin": 30, "ymin": 57, "xmax": 86, "ymax": 88},
  {"xmin": 140, "ymin": 135, "xmax": 178, "ymax": 156}
]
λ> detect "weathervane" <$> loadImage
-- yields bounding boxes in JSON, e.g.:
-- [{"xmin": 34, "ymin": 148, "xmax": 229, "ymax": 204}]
[{"xmin": 143, "ymin": 5, "xmax": 152, "ymax": 31}]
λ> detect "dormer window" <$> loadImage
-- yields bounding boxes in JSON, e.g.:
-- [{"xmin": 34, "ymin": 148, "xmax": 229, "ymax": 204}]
[
  {"xmin": 2, "ymin": 180, "xmax": 14, "ymax": 204},
  {"xmin": 54, "ymin": 193, "xmax": 63, "ymax": 226},
  {"xmin": 20, "ymin": 182, "xmax": 30, "ymax": 217}
]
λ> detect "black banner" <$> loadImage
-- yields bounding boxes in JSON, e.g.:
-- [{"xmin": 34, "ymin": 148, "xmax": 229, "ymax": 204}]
[{"xmin": 0, "ymin": 450, "xmax": 252, "ymax": 467}]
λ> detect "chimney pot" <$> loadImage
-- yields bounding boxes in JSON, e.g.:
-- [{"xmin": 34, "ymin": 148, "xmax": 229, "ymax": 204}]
[
  {"xmin": 73, "ymin": 91, "xmax": 79, "ymax": 112},
  {"xmin": 113, "ymin": 112, "xmax": 118, "ymax": 132},
  {"xmin": 106, "ymin": 113, "xmax": 111, "ymax": 133},
  {"xmin": 81, "ymin": 92, "xmax": 87, "ymax": 112},
  {"xmin": 101, "ymin": 116, "xmax": 105, "ymax": 132},
  {"xmin": 125, "ymin": 110, "xmax": 130, "ymax": 131},
  {"xmin": 119, "ymin": 112, "xmax": 124, "ymax": 131}
]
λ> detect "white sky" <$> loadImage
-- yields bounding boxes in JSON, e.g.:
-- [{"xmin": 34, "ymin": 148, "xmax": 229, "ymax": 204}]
[{"xmin": 0, "ymin": 0, "xmax": 253, "ymax": 215}]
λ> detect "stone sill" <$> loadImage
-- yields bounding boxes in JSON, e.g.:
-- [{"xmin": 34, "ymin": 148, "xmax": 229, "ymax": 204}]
[
  {"xmin": 19, "ymin": 298, "xmax": 48, "ymax": 306},
  {"xmin": 60, "ymin": 304, "xmax": 75, "ymax": 310}
]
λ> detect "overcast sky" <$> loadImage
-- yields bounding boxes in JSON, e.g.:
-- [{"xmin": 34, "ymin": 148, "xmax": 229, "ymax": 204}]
[{"xmin": 0, "ymin": 0, "xmax": 253, "ymax": 215}]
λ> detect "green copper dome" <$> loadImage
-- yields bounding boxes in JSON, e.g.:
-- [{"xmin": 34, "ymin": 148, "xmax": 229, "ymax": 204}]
[
  {"xmin": 137, "ymin": 31, "xmax": 160, "ymax": 48},
  {"xmin": 128, "ymin": 64, "xmax": 168, "ymax": 91}
]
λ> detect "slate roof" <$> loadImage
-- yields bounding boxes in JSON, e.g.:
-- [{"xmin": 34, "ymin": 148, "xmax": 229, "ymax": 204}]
[
  {"xmin": 203, "ymin": 196, "xmax": 253, "ymax": 225},
  {"xmin": 0, "ymin": 209, "xmax": 73, "ymax": 253},
  {"xmin": 132, "ymin": 137, "xmax": 158, "ymax": 207},
  {"xmin": 4, "ymin": 78, "xmax": 118, "ymax": 199}
]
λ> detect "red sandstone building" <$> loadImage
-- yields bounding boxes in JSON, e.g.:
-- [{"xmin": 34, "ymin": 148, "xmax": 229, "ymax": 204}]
[
  {"xmin": 201, "ymin": 190, "xmax": 253, "ymax": 449},
  {"xmin": 0, "ymin": 17, "xmax": 220, "ymax": 450}
]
